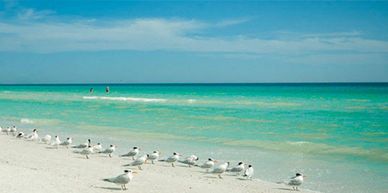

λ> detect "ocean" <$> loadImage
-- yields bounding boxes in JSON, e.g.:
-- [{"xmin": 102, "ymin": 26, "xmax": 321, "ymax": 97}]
[{"xmin": 0, "ymin": 83, "xmax": 387, "ymax": 193}]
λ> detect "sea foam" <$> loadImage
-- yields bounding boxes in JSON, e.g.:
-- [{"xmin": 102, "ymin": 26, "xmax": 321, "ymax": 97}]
[{"xmin": 82, "ymin": 96, "xmax": 167, "ymax": 102}]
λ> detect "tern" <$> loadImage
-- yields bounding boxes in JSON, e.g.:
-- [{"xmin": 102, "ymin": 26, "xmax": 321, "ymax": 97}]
[
  {"xmin": 60, "ymin": 137, "xmax": 73, "ymax": 148},
  {"xmin": 4, "ymin": 127, "xmax": 11, "ymax": 135},
  {"xmin": 146, "ymin": 151, "xmax": 160, "ymax": 164},
  {"xmin": 123, "ymin": 155, "xmax": 147, "ymax": 170},
  {"xmin": 178, "ymin": 154, "xmax": 199, "ymax": 167},
  {"xmin": 16, "ymin": 132, "xmax": 25, "ymax": 139},
  {"xmin": 227, "ymin": 162, "xmax": 245, "ymax": 175},
  {"xmin": 200, "ymin": 158, "xmax": 217, "ymax": 172},
  {"xmin": 72, "ymin": 139, "xmax": 91, "ymax": 149},
  {"xmin": 103, "ymin": 170, "xmax": 135, "ymax": 190},
  {"xmin": 211, "ymin": 162, "xmax": 229, "ymax": 179},
  {"xmin": 100, "ymin": 144, "xmax": 116, "ymax": 158},
  {"xmin": 92, "ymin": 143, "xmax": 103, "ymax": 153},
  {"xmin": 162, "ymin": 152, "xmax": 181, "ymax": 167},
  {"xmin": 26, "ymin": 129, "xmax": 39, "ymax": 141},
  {"xmin": 80, "ymin": 145, "xmax": 94, "ymax": 159},
  {"xmin": 40, "ymin": 134, "xmax": 52, "ymax": 144},
  {"xmin": 120, "ymin": 147, "xmax": 140, "ymax": 160},
  {"xmin": 10, "ymin": 126, "xmax": 17, "ymax": 136},
  {"xmin": 242, "ymin": 165, "xmax": 254, "ymax": 180},
  {"xmin": 51, "ymin": 136, "xmax": 61, "ymax": 148}
]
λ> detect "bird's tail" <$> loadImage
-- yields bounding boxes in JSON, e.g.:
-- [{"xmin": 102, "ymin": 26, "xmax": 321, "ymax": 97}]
[{"xmin": 102, "ymin": 178, "xmax": 113, "ymax": 183}]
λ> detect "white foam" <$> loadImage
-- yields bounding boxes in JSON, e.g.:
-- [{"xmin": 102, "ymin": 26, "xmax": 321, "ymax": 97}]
[
  {"xmin": 20, "ymin": 118, "xmax": 34, "ymax": 124},
  {"xmin": 82, "ymin": 96, "xmax": 167, "ymax": 103}
]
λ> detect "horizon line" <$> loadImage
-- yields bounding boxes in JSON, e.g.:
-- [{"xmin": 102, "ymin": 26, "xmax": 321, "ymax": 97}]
[{"xmin": 1, "ymin": 82, "xmax": 387, "ymax": 86}]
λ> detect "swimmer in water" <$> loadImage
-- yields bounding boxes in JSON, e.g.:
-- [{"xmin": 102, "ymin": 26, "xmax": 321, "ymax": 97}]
[
  {"xmin": 106, "ymin": 86, "xmax": 110, "ymax": 93},
  {"xmin": 90, "ymin": 88, "xmax": 94, "ymax": 93}
]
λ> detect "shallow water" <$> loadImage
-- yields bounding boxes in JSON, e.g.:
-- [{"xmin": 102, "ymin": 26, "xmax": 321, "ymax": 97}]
[{"xmin": 0, "ymin": 84, "xmax": 387, "ymax": 193}]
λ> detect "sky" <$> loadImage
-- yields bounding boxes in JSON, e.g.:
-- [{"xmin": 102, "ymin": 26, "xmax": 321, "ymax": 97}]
[{"xmin": 0, "ymin": 0, "xmax": 388, "ymax": 84}]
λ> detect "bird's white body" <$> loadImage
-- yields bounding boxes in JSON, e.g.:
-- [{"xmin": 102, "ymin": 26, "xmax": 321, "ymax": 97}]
[
  {"xmin": 121, "ymin": 147, "xmax": 139, "ymax": 160},
  {"xmin": 211, "ymin": 162, "xmax": 229, "ymax": 179},
  {"xmin": 287, "ymin": 174, "xmax": 304, "ymax": 191},
  {"xmin": 228, "ymin": 162, "xmax": 245, "ymax": 175},
  {"xmin": 126, "ymin": 155, "xmax": 147, "ymax": 170},
  {"xmin": 166, "ymin": 153, "xmax": 180, "ymax": 167},
  {"xmin": 100, "ymin": 145, "xmax": 116, "ymax": 157},
  {"xmin": 26, "ymin": 130, "xmax": 39, "ymax": 141},
  {"xmin": 4, "ymin": 127, "xmax": 11, "ymax": 135},
  {"xmin": 201, "ymin": 158, "xmax": 216, "ymax": 172},
  {"xmin": 146, "ymin": 151, "xmax": 160, "ymax": 164},
  {"xmin": 243, "ymin": 165, "xmax": 254, "ymax": 179},
  {"xmin": 40, "ymin": 134, "xmax": 52, "ymax": 144},
  {"xmin": 10, "ymin": 126, "xmax": 17, "ymax": 136},
  {"xmin": 103, "ymin": 170, "xmax": 134, "ymax": 190},
  {"xmin": 51, "ymin": 136, "xmax": 61, "ymax": 148},
  {"xmin": 92, "ymin": 143, "xmax": 103, "ymax": 153},
  {"xmin": 80, "ymin": 146, "xmax": 94, "ymax": 159},
  {"xmin": 72, "ymin": 139, "xmax": 90, "ymax": 149},
  {"xmin": 179, "ymin": 154, "xmax": 199, "ymax": 167},
  {"xmin": 60, "ymin": 137, "xmax": 72, "ymax": 148}
]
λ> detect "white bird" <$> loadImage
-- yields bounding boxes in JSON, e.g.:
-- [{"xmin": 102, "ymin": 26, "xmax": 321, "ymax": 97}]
[
  {"xmin": 16, "ymin": 132, "xmax": 25, "ymax": 139},
  {"xmin": 285, "ymin": 173, "xmax": 305, "ymax": 191},
  {"xmin": 72, "ymin": 139, "xmax": 91, "ymax": 149},
  {"xmin": 80, "ymin": 145, "xmax": 94, "ymax": 159},
  {"xmin": 211, "ymin": 162, "xmax": 229, "ymax": 179},
  {"xmin": 92, "ymin": 143, "xmax": 103, "ymax": 153},
  {"xmin": 123, "ymin": 155, "xmax": 147, "ymax": 170},
  {"xmin": 200, "ymin": 158, "xmax": 217, "ymax": 172},
  {"xmin": 243, "ymin": 165, "xmax": 254, "ymax": 180},
  {"xmin": 60, "ymin": 137, "xmax": 72, "ymax": 148},
  {"xmin": 103, "ymin": 170, "xmax": 135, "ymax": 190},
  {"xmin": 100, "ymin": 144, "xmax": 116, "ymax": 158},
  {"xmin": 120, "ymin": 147, "xmax": 140, "ymax": 160},
  {"xmin": 51, "ymin": 135, "xmax": 61, "ymax": 148},
  {"xmin": 40, "ymin": 134, "xmax": 52, "ymax": 144},
  {"xmin": 146, "ymin": 151, "xmax": 160, "ymax": 164},
  {"xmin": 227, "ymin": 162, "xmax": 245, "ymax": 175},
  {"xmin": 25, "ymin": 129, "xmax": 39, "ymax": 141},
  {"xmin": 163, "ymin": 152, "xmax": 181, "ymax": 167},
  {"xmin": 4, "ymin": 127, "xmax": 11, "ymax": 135},
  {"xmin": 179, "ymin": 154, "xmax": 199, "ymax": 167},
  {"xmin": 10, "ymin": 126, "xmax": 17, "ymax": 136}
]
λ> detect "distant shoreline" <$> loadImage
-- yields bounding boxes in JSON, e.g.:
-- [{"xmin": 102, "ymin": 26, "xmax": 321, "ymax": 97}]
[{"xmin": 1, "ymin": 82, "xmax": 387, "ymax": 86}]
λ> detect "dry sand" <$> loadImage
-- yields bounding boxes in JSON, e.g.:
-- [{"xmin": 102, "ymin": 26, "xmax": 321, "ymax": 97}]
[{"xmin": 0, "ymin": 134, "xmax": 318, "ymax": 193}]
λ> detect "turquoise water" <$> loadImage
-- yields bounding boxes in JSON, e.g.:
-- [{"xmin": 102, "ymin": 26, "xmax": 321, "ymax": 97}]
[{"xmin": 0, "ymin": 84, "xmax": 387, "ymax": 193}]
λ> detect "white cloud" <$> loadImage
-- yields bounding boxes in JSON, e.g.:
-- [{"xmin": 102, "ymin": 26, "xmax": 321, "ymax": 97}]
[
  {"xmin": 0, "ymin": 18, "xmax": 388, "ymax": 55},
  {"xmin": 215, "ymin": 18, "xmax": 251, "ymax": 27},
  {"xmin": 17, "ymin": 8, "xmax": 55, "ymax": 20}
]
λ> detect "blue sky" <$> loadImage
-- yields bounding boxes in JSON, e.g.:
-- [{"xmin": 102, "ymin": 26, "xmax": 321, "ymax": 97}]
[{"xmin": 0, "ymin": 0, "xmax": 387, "ymax": 83}]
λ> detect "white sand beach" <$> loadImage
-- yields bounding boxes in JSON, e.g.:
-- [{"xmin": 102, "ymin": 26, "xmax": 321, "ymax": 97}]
[{"xmin": 0, "ymin": 134, "xmax": 317, "ymax": 193}]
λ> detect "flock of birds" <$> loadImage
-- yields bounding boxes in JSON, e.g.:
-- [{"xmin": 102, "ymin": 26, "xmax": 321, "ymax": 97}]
[{"xmin": 1, "ymin": 125, "xmax": 306, "ymax": 191}]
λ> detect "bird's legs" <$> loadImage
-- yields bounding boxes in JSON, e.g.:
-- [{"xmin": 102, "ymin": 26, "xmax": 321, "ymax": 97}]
[
  {"xmin": 138, "ymin": 166, "xmax": 142, "ymax": 170},
  {"xmin": 86, "ymin": 155, "xmax": 89, "ymax": 159},
  {"xmin": 218, "ymin": 174, "xmax": 223, "ymax": 179},
  {"xmin": 132, "ymin": 157, "xmax": 135, "ymax": 160},
  {"xmin": 123, "ymin": 184, "xmax": 127, "ymax": 190},
  {"xmin": 120, "ymin": 185, "xmax": 124, "ymax": 190},
  {"xmin": 152, "ymin": 160, "xmax": 154, "ymax": 164},
  {"xmin": 172, "ymin": 163, "xmax": 175, "ymax": 167},
  {"xmin": 109, "ymin": 153, "xmax": 112, "ymax": 158}
]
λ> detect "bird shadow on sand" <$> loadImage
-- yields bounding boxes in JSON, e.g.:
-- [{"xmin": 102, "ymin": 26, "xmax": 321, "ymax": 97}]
[
  {"xmin": 275, "ymin": 187, "xmax": 295, "ymax": 191},
  {"xmin": 203, "ymin": 175, "xmax": 220, "ymax": 179},
  {"xmin": 94, "ymin": 186, "xmax": 122, "ymax": 191},
  {"xmin": 45, "ymin": 147, "xmax": 59, "ymax": 149}
]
